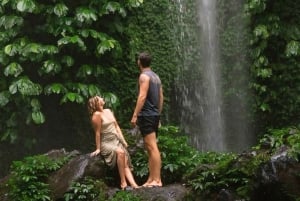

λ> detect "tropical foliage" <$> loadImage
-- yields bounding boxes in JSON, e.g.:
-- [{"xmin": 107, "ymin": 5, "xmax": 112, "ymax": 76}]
[
  {"xmin": 0, "ymin": 0, "xmax": 142, "ymax": 144},
  {"xmin": 4, "ymin": 125, "xmax": 300, "ymax": 200},
  {"xmin": 246, "ymin": 0, "xmax": 300, "ymax": 131}
]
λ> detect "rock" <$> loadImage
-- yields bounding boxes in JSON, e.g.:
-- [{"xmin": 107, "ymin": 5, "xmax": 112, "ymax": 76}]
[
  {"xmin": 47, "ymin": 150, "xmax": 108, "ymax": 200},
  {"xmin": 130, "ymin": 184, "xmax": 189, "ymax": 201},
  {"xmin": 251, "ymin": 146, "xmax": 300, "ymax": 201}
]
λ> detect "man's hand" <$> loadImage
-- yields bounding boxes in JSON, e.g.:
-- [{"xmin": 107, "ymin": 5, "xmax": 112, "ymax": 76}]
[{"xmin": 131, "ymin": 115, "xmax": 137, "ymax": 127}]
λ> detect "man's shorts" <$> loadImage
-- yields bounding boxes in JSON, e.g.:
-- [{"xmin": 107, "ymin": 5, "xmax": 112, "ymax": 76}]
[{"xmin": 137, "ymin": 116, "xmax": 160, "ymax": 137}]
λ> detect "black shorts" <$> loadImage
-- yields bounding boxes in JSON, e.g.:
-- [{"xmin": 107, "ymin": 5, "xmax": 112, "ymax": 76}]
[{"xmin": 137, "ymin": 116, "xmax": 160, "ymax": 137}]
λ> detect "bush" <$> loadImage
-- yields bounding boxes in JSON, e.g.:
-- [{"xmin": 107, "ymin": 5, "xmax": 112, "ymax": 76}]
[
  {"xmin": 7, "ymin": 154, "xmax": 68, "ymax": 201},
  {"xmin": 64, "ymin": 177, "xmax": 107, "ymax": 201},
  {"xmin": 131, "ymin": 125, "xmax": 202, "ymax": 184}
]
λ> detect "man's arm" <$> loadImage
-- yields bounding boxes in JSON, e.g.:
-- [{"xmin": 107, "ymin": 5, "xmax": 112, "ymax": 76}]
[
  {"xmin": 131, "ymin": 73, "xmax": 150, "ymax": 127},
  {"xmin": 159, "ymin": 85, "xmax": 163, "ymax": 114}
]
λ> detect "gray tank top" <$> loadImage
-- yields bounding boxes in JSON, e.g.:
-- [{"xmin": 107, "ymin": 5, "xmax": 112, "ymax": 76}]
[{"xmin": 139, "ymin": 70, "xmax": 161, "ymax": 116}]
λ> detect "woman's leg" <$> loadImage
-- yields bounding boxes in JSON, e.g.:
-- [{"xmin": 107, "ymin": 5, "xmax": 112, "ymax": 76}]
[
  {"xmin": 116, "ymin": 148, "xmax": 127, "ymax": 189},
  {"xmin": 124, "ymin": 155, "xmax": 139, "ymax": 188}
]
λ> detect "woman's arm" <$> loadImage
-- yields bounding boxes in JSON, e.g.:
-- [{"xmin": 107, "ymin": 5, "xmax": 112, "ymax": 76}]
[
  {"xmin": 90, "ymin": 112, "xmax": 102, "ymax": 156},
  {"xmin": 112, "ymin": 110, "xmax": 128, "ymax": 147}
]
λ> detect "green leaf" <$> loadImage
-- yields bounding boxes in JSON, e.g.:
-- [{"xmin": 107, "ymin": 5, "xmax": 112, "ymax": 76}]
[
  {"xmin": 96, "ymin": 39, "xmax": 117, "ymax": 55},
  {"xmin": 23, "ymin": 43, "xmax": 40, "ymax": 55},
  {"xmin": 54, "ymin": 3, "xmax": 68, "ymax": 17},
  {"xmin": 286, "ymin": 40, "xmax": 300, "ymax": 57},
  {"xmin": 42, "ymin": 45, "xmax": 59, "ymax": 55},
  {"xmin": 1, "ymin": 128, "xmax": 18, "ymax": 143},
  {"xmin": 31, "ymin": 98, "xmax": 41, "ymax": 110},
  {"xmin": 257, "ymin": 68, "xmax": 272, "ymax": 78},
  {"xmin": 128, "ymin": 0, "xmax": 144, "ymax": 7},
  {"xmin": 4, "ymin": 44, "xmax": 18, "ymax": 56},
  {"xmin": 9, "ymin": 77, "xmax": 42, "ymax": 96},
  {"xmin": 105, "ymin": 2, "xmax": 120, "ymax": 13},
  {"xmin": 61, "ymin": 92, "xmax": 84, "ymax": 103},
  {"xmin": 17, "ymin": 0, "xmax": 36, "ymax": 13},
  {"xmin": 0, "ymin": 91, "xmax": 10, "ymax": 106},
  {"xmin": 1, "ymin": 0, "xmax": 9, "ymax": 6},
  {"xmin": 61, "ymin": 56, "xmax": 74, "ymax": 67},
  {"xmin": 260, "ymin": 103, "xmax": 270, "ymax": 112},
  {"xmin": 253, "ymin": 24, "xmax": 269, "ymax": 39},
  {"xmin": 9, "ymin": 82, "xmax": 18, "ymax": 94},
  {"xmin": 40, "ymin": 60, "xmax": 61, "ymax": 75},
  {"xmin": 32, "ymin": 111, "xmax": 45, "ymax": 124},
  {"xmin": 76, "ymin": 7, "xmax": 97, "ymax": 23},
  {"xmin": 0, "ymin": 15, "xmax": 23, "ymax": 29},
  {"xmin": 77, "ymin": 64, "xmax": 92, "ymax": 78},
  {"xmin": 4, "ymin": 62, "xmax": 23, "ymax": 77},
  {"xmin": 44, "ymin": 83, "xmax": 66, "ymax": 95},
  {"xmin": 57, "ymin": 36, "xmax": 86, "ymax": 50},
  {"xmin": 88, "ymin": 85, "xmax": 101, "ymax": 96}
]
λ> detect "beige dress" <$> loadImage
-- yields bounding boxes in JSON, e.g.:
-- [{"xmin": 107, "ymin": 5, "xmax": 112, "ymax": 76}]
[{"xmin": 100, "ymin": 109, "xmax": 132, "ymax": 169}]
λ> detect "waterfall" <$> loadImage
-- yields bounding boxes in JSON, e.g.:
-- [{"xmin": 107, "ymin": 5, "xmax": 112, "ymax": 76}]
[
  {"xmin": 173, "ymin": 0, "xmax": 253, "ymax": 152},
  {"xmin": 198, "ymin": 0, "xmax": 225, "ymax": 151}
]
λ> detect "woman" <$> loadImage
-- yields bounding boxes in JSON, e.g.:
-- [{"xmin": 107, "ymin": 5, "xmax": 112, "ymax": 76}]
[{"xmin": 87, "ymin": 96, "xmax": 139, "ymax": 190}]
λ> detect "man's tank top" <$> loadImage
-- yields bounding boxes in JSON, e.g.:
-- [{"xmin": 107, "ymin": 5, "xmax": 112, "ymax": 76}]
[{"xmin": 139, "ymin": 70, "xmax": 161, "ymax": 116}]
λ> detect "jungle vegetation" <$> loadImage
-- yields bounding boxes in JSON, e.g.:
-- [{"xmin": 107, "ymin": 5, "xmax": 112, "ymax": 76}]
[{"xmin": 0, "ymin": 0, "xmax": 300, "ymax": 196}]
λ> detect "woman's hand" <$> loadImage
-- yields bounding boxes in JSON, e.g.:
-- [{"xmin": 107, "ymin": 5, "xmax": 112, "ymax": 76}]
[
  {"xmin": 123, "ymin": 141, "xmax": 128, "ymax": 148},
  {"xmin": 90, "ymin": 149, "xmax": 100, "ymax": 157}
]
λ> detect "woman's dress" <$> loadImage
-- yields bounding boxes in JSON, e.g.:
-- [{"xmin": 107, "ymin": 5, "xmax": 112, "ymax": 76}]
[{"xmin": 100, "ymin": 110, "xmax": 132, "ymax": 169}]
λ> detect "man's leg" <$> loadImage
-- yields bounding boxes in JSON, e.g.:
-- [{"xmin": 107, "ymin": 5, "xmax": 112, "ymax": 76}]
[{"xmin": 143, "ymin": 132, "xmax": 162, "ymax": 186}]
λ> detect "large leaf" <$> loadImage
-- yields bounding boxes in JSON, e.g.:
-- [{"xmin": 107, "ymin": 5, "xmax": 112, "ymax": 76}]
[
  {"xmin": 253, "ymin": 24, "xmax": 269, "ymax": 39},
  {"xmin": 96, "ymin": 39, "xmax": 117, "ymax": 55},
  {"xmin": 0, "ymin": 91, "xmax": 10, "ymax": 106},
  {"xmin": 286, "ymin": 40, "xmax": 300, "ymax": 57},
  {"xmin": 57, "ymin": 35, "xmax": 86, "ymax": 50},
  {"xmin": 61, "ymin": 92, "xmax": 84, "ymax": 103},
  {"xmin": 40, "ymin": 60, "xmax": 62, "ymax": 75},
  {"xmin": 4, "ymin": 44, "xmax": 18, "ymax": 56},
  {"xmin": 0, "ymin": 15, "xmax": 23, "ymax": 29},
  {"xmin": 31, "ymin": 98, "xmax": 41, "ymax": 110},
  {"xmin": 75, "ymin": 7, "xmax": 97, "ymax": 23},
  {"xmin": 76, "ymin": 64, "xmax": 93, "ymax": 78},
  {"xmin": 53, "ymin": 3, "xmax": 68, "ymax": 17},
  {"xmin": 61, "ymin": 56, "xmax": 74, "ymax": 67},
  {"xmin": 17, "ymin": 0, "xmax": 36, "ymax": 13},
  {"xmin": 88, "ymin": 85, "xmax": 101, "ymax": 97},
  {"xmin": 9, "ymin": 77, "xmax": 42, "ymax": 96},
  {"xmin": 4, "ymin": 62, "xmax": 23, "ymax": 77},
  {"xmin": 44, "ymin": 83, "xmax": 67, "ymax": 95},
  {"xmin": 32, "ymin": 111, "xmax": 45, "ymax": 124}
]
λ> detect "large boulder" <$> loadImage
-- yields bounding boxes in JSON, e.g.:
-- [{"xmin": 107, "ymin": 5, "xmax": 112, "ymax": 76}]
[
  {"xmin": 46, "ymin": 149, "xmax": 109, "ymax": 200},
  {"xmin": 250, "ymin": 146, "xmax": 300, "ymax": 201}
]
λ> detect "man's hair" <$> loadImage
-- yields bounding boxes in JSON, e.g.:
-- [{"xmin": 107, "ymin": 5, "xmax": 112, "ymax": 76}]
[{"xmin": 138, "ymin": 52, "xmax": 151, "ymax": 67}]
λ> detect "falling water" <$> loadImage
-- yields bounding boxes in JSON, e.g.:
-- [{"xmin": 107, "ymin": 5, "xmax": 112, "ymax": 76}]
[
  {"xmin": 173, "ymin": 0, "xmax": 253, "ymax": 152},
  {"xmin": 198, "ymin": 0, "xmax": 225, "ymax": 151}
]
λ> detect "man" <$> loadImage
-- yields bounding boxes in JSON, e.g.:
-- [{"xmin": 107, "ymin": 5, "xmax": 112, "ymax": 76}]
[{"xmin": 131, "ymin": 52, "xmax": 163, "ymax": 187}]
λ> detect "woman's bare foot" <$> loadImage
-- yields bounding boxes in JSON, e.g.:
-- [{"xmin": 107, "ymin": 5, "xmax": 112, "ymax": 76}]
[{"xmin": 120, "ymin": 183, "xmax": 128, "ymax": 190}]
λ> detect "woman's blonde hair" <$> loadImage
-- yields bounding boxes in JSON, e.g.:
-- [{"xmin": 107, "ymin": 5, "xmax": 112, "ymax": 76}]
[{"xmin": 87, "ymin": 96, "xmax": 101, "ymax": 117}]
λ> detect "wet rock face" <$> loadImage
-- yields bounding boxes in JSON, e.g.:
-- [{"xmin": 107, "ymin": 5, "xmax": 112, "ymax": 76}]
[
  {"xmin": 130, "ymin": 184, "xmax": 188, "ymax": 201},
  {"xmin": 46, "ymin": 149, "xmax": 108, "ymax": 200},
  {"xmin": 251, "ymin": 147, "xmax": 300, "ymax": 201}
]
